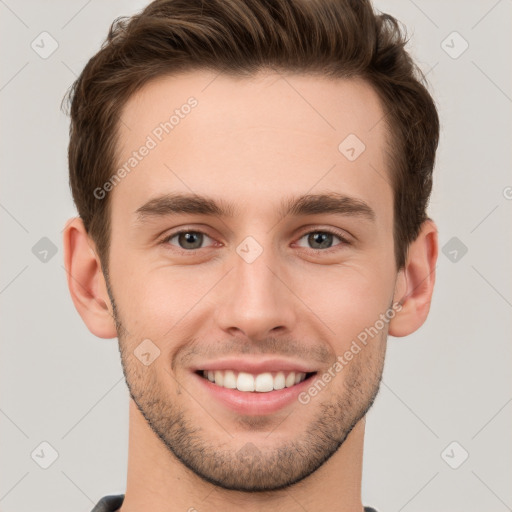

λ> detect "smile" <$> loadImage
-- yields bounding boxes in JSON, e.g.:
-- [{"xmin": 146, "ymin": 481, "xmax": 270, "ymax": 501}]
[{"xmin": 197, "ymin": 369, "xmax": 317, "ymax": 392}]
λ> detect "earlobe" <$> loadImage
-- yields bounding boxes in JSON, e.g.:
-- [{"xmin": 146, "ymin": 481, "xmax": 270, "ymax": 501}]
[
  {"xmin": 388, "ymin": 219, "xmax": 438, "ymax": 338},
  {"xmin": 62, "ymin": 217, "xmax": 117, "ymax": 339}
]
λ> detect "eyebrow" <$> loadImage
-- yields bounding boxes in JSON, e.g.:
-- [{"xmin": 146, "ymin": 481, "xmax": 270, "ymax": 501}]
[{"xmin": 135, "ymin": 192, "xmax": 376, "ymax": 223}]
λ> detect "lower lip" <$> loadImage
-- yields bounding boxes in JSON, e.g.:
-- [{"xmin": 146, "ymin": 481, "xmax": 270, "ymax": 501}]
[{"xmin": 193, "ymin": 372, "xmax": 316, "ymax": 415}]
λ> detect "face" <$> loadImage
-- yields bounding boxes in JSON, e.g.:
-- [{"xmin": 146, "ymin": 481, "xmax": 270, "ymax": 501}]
[{"xmin": 105, "ymin": 70, "xmax": 397, "ymax": 491}]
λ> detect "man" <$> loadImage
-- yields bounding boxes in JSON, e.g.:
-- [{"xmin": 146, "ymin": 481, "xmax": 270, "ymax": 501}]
[{"xmin": 62, "ymin": 0, "xmax": 439, "ymax": 510}]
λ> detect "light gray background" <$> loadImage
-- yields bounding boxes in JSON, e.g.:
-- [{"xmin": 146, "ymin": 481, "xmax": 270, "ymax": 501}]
[{"xmin": 1, "ymin": 1, "xmax": 511, "ymax": 511}]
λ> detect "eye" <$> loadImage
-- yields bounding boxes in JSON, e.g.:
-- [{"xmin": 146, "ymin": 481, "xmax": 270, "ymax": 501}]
[
  {"xmin": 160, "ymin": 227, "xmax": 350, "ymax": 254},
  {"xmin": 163, "ymin": 229, "xmax": 216, "ymax": 251},
  {"xmin": 295, "ymin": 229, "xmax": 350, "ymax": 251}
]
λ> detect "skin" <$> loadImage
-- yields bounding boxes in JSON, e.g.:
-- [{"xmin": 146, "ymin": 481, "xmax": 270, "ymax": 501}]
[{"xmin": 63, "ymin": 70, "xmax": 438, "ymax": 512}]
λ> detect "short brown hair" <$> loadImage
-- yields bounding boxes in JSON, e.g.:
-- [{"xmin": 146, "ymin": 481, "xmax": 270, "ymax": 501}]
[{"xmin": 63, "ymin": 0, "xmax": 439, "ymax": 272}]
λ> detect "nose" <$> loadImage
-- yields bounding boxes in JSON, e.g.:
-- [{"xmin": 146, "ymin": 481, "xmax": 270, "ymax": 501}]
[{"xmin": 214, "ymin": 243, "xmax": 298, "ymax": 341}]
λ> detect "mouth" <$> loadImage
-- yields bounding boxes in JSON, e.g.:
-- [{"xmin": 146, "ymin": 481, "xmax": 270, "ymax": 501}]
[
  {"xmin": 195, "ymin": 369, "xmax": 318, "ymax": 392},
  {"xmin": 190, "ymin": 358, "xmax": 321, "ymax": 415}
]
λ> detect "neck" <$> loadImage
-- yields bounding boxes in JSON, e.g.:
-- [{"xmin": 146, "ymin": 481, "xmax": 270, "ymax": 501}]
[{"xmin": 120, "ymin": 399, "xmax": 366, "ymax": 512}]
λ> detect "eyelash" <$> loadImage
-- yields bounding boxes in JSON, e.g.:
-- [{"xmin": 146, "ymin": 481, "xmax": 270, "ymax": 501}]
[{"xmin": 160, "ymin": 227, "xmax": 351, "ymax": 255}]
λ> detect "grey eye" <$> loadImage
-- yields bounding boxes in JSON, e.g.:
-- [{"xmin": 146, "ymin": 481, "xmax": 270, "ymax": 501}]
[
  {"xmin": 167, "ymin": 231, "xmax": 214, "ymax": 250},
  {"xmin": 296, "ymin": 231, "xmax": 343, "ymax": 250}
]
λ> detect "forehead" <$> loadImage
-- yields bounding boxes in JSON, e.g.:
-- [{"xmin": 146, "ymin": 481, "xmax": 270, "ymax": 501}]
[{"xmin": 111, "ymin": 70, "xmax": 393, "ymax": 226}]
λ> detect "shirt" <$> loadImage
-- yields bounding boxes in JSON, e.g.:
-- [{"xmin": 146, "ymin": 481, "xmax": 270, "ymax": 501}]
[{"xmin": 91, "ymin": 494, "xmax": 379, "ymax": 511}]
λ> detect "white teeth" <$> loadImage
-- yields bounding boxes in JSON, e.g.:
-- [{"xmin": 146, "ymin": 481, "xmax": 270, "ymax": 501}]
[
  {"xmin": 273, "ymin": 371, "xmax": 286, "ymax": 390},
  {"xmin": 237, "ymin": 372, "xmax": 255, "ymax": 392},
  {"xmin": 201, "ymin": 369, "xmax": 309, "ymax": 392},
  {"xmin": 223, "ymin": 370, "xmax": 237, "ymax": 389},
  {"xmin": 214, "ymin": 370, "xmax": 224, "ymax": 386},
  {"xmin": 285, "ymin": 372, "xmax": 296, "ymax": 388},
  {"xmin": 254, "ymin": 373, "xmax": 274, "ymax": 392}
]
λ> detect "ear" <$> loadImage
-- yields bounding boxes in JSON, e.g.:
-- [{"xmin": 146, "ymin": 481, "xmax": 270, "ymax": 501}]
[
  {"xmin": 388, "ymin": 219, "xmax": 438, "ymax": 337},
  {"xmin": 62, "ymin": 217, "xmax": 117, "ymax": 339}
]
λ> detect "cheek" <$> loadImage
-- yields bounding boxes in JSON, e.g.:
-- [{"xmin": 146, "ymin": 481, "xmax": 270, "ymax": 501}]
[
  {"xmin": 296, "ymin": 264, "xmax": 393, "ymax": 342},
  {"xmin": 114, "ymin": 267, "xmax": 218, "ymax": 337}
]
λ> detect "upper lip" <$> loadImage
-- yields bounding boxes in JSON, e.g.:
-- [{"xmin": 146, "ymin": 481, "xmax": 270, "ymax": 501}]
[{"xmin": 191, "ymin": 357, "xmax": 319, "ymax": 374}]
